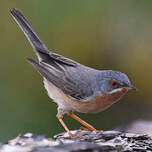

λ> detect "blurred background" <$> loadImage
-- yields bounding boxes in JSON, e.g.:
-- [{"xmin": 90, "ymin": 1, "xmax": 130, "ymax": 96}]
[{"xmin": 0, "ymin": 0, "xmax": 152, "ymax": 142}]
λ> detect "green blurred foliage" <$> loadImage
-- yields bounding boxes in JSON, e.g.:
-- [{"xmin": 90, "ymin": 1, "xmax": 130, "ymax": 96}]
[{"xmin": 0, "ymin": 0, "xmax": 151, "ymax": 141}]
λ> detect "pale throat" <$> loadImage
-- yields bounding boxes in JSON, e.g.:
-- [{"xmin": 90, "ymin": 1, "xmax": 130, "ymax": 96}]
[
  {"xmin": 108, "ymin": 88, "xmax": 127, "ymax": 94},
  {"xmin": 104, "ymin": 87, "xmax": 129, "ymax": 102}
]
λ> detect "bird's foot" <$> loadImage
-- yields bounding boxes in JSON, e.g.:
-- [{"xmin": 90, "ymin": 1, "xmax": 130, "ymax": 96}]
[
  {"xmin": 80, "ymin": 126, "xmax": 102, "ymax": 133},
  {"xmin": 69, "ymin": 132, "xmax": 85, "ymax": 139}
]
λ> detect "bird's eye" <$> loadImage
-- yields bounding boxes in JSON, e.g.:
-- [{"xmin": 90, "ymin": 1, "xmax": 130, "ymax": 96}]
[{"xmin": 110, "ymin": 80, "xmax": 118, "ymax": 88}]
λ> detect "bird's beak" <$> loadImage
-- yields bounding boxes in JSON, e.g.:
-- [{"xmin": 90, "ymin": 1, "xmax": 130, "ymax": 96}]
[{"xmin": 128, "ymin": 84, "xmax": 137, "ymax": 90}]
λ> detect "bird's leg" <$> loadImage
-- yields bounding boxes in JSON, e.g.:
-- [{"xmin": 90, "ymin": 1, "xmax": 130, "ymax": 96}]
[
  {"xmin": 56, "ymin": 114, "xmax": 74, "ymax": 137},
  {"xmin": 67, "ymin": 112, "xmax": 101, "ymax": 133},
  {"xmin": 56, "ymin": 114, "xmax": 85, "ymax": 138}
]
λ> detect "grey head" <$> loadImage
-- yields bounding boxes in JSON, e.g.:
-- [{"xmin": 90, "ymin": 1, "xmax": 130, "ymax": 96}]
[{"xmin": 93, "ymin": 70, "xmax": 136, "ymax": 94}]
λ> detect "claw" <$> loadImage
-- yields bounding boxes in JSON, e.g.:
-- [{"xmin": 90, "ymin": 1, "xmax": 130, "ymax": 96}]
[
  {"xmin": 70, "ymin": 133, "xmax": 85, "ymax": 139},
  {"xmin": 80, "ymin": 126, "xmax": 102, "ymax": 133},
  {"xmin": 80, "ymin": 126, "xmax": 90, "ymax": 131}
]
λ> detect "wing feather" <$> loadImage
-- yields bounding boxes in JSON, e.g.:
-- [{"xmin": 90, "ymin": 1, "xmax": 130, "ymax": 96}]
[{"xmin": 27, "ymin": 58, "xmax": 94, "ymax": 101}]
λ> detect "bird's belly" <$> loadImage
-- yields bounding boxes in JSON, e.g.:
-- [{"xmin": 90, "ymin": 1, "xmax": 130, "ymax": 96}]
[
  {"xmin": 43, "ymin": 79, "xmax": 128, "ymax": 114},
  {"xmin": 43, "ymin": 79, "xmax": 79, "ymax": 112}
]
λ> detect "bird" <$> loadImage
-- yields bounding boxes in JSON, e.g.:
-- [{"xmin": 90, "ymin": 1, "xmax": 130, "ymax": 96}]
[{"xmin": 9, "ymin": 9, "xmax": 136, "ymax": 138}]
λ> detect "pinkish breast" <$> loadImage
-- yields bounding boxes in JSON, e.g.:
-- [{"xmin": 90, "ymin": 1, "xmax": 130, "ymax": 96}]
[
  {"xmin": 44, "ymin": 79, "xmax": 128, "ymax": 114},
  {"xmin": 72, "ymin": 88, "xmax": 128, "ymax": 113}
]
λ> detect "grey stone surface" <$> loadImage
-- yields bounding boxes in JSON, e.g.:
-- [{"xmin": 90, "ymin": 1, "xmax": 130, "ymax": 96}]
[{"xmin": 0, "ymin": 130, "xmax": 152, "ymax": 152}]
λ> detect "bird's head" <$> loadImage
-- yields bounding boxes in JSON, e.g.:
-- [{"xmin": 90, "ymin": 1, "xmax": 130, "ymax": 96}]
[{"xmin": 98, "ymin": 70, "xmax": 136, "ymax": 94}]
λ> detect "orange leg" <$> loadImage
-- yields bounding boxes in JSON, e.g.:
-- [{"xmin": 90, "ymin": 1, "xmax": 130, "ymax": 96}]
[
  {"xmin": 56, "ymin": 114, "xmax": 85, "ymax": 138},
  {"xmin": 68, "ymin": 112, "xmax": 101, "ymax": 133}
]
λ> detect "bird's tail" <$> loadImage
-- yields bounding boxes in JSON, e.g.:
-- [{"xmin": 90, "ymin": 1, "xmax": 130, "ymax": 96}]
[{"xmin": 9, "ymin": 8, "xmax": 50, "ymax": 61}]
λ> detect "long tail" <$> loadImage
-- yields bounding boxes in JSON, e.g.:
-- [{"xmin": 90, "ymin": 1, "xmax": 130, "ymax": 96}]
[{"xmin": 9, "ymin": 8, "xmax": 50, "ymax": 61}]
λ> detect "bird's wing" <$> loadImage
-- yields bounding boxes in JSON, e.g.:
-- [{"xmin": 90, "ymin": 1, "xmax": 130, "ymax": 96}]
[
  {"xmin": 10, "ymin": 8, "xmax": 94, "ymax": 101},
  {"xmin": 27, "ymin": 58, "xmax": 94, "ymax": 101}
]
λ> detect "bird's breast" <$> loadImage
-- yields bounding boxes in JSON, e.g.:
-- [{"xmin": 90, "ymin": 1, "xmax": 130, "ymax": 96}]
[
  {"xmin": 44, "ymin": 79, "xmax": 128, "ymax": 114},
  {"xmin": 74, "ymin": 88, "xmax": 128, "ymax": 113}
]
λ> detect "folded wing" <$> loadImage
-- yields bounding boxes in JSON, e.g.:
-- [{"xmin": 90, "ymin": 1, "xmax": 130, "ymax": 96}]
[{"xmin": 27, "ymin": 58, "xmax": 94, "ymax": 101}]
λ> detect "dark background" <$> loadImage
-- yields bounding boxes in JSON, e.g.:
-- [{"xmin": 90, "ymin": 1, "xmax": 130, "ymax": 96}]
[{"xmin": 0, "ymin": 0, "xmax": 152, "ymax": 142}]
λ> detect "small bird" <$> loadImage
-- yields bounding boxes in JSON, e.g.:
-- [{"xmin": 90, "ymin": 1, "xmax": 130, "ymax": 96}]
[{"xmin": 10, "ymin": 9, "xmax": 136, "ymax": 138}]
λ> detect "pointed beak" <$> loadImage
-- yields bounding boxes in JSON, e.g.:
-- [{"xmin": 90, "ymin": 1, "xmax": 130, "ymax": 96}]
[{"xmin": 128, "ymin": 84, "xmax": 137, "ymax": 90}]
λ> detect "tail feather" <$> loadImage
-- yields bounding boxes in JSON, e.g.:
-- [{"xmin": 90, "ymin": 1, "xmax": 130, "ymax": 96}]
[
  {"xmin": 9, "ymin": 8, "xmax": 50, "ymax": 61},
  {"xmin": 10, "ymin": 8, "xmax": 78, "ymax": 67}
]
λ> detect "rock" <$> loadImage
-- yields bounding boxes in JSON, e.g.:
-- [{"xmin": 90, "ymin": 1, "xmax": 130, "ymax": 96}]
[{"xmin": 0, "ymin": 130, "xmax": 152, "ymax": 152}]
